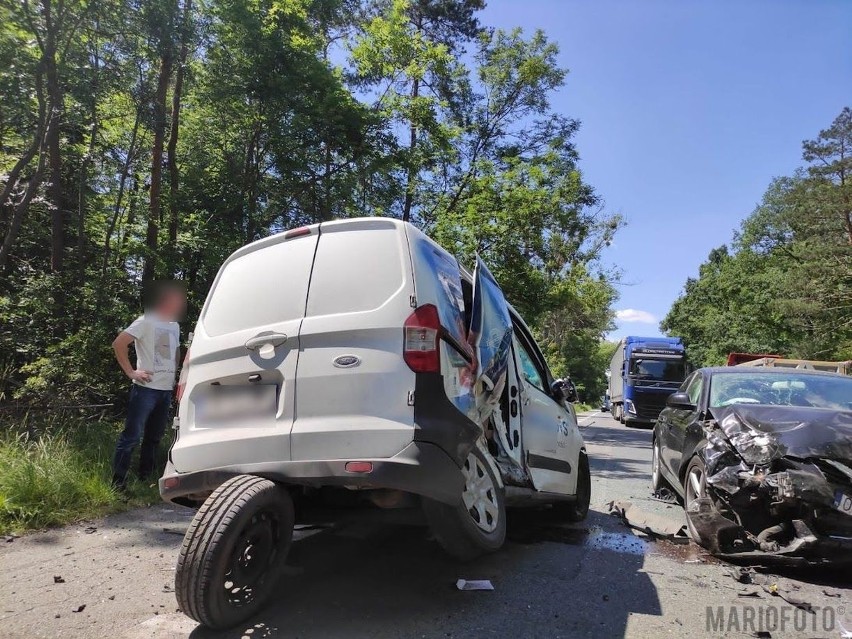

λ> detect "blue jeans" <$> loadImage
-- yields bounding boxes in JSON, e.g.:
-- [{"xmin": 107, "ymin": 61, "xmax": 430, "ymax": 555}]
[{"xmin": 112, "ymin": 384, "xmax": 172, "ymax": 483}]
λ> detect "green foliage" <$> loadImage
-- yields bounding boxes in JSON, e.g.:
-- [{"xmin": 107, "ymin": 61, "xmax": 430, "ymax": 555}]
[
  {"xmin": 0, "ymin": 418, "xmax": 161, "ymax": 534},
  {"xmin": 663, "ymin": 107, "xmax": 852, "ymax": 366},
  {"xmin": 1, "ymin": 1, "xmax": 621, "ymax": 408}
]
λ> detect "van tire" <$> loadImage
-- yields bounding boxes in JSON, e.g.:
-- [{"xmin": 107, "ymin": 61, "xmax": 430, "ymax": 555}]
[
  {"xmin": 552, "ymin": 451, "xmax": 591, "ymax": 522},
  {"xmin": 175, "ymin": 475, "xmax": 294, "ymax": 630},
  {"xmin": 423, "ymin": 446, "xmax": 506, "ymax": 561}
]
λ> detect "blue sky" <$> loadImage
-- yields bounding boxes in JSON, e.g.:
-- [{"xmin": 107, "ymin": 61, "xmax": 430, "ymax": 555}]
[{"xmin": 481, "ymin": 0, "xmax": 852, "ymax": 340}]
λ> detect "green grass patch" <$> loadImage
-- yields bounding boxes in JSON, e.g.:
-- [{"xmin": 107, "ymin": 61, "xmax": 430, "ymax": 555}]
[{"xmin": 0, "ymin": 417, "xmax": 162, "ymax": 535}]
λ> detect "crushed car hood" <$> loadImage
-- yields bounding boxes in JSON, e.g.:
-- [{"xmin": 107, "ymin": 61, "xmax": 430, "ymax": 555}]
[{"xmin": 709, "ymin": 405, "xmax": 852, "ymax": 461}]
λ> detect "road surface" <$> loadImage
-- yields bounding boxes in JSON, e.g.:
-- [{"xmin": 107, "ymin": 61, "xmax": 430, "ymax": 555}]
[{"xmin": 2, "ymin": 412, "xmax": 850, "ymax": 638}]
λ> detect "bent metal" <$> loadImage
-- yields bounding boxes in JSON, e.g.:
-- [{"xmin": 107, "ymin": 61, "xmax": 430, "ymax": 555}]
[{"xmin": 705, "ymin": 605, "xmax": 840, "ymax": 634}]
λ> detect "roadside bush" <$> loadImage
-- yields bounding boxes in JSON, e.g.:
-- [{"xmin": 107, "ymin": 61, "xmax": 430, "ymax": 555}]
[{"xmin": 0, "ymin": 417, "xmax": 162, "ymax": 535}]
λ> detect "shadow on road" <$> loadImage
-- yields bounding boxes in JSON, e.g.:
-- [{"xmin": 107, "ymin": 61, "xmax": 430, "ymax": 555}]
[{"xmin": 188, "ymin": 510, "xmax": 662, "ymax": 639}]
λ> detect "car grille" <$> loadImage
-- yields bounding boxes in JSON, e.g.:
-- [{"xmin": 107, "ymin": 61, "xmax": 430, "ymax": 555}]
[{"xmin": 633, "ymin": 393, "xmax": 670, "ymax": 419}]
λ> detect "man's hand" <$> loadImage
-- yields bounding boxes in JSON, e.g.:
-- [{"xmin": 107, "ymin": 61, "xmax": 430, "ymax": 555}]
[{"xmin": 128, "ymin": 369, "xmax": 153, "ymax": 384}]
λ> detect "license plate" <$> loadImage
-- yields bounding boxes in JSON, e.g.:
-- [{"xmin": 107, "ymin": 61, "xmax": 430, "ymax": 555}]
[
  {"xmin": 197, "ymin": 385, "xmax": 278, "ymax": 424},
  {"xmin": 833, "ymin": 490, "xmax": 852, "ymax": 516}
]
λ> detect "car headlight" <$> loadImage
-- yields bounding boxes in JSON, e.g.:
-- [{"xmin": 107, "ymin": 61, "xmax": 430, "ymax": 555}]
[{"xmin": 720, "ymin": 414, "xmax": 781, "ymax": 465}]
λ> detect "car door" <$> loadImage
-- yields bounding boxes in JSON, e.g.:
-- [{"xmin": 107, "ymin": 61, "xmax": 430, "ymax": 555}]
[
  {"xmin": 513, "ymin": 326, "xmax": 582, "ymax": 495},
  {"xmin": 661, "ymin": 372, "xmax": 704, "ymax": 484}
]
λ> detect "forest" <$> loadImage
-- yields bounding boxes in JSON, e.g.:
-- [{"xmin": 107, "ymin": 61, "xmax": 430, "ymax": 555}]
[
  {"xmin": 0, "ymin": 0, "xmax": 622, "ymax": 411},
  {"xmin": 662, "ymin": 107, "xmax": 852, "ymax": 367}
]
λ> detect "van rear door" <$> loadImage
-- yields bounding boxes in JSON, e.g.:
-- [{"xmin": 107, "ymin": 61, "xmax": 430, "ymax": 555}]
[
  {"xmin": 292, "ymin": 219, "xmax": 417, "ymax": 461},
  {"xmin": 170, "ymin": 227, "xmax": 319, "ymax": 473}
]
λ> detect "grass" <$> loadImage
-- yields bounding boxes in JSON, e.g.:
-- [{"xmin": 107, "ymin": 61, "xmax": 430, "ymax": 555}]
[
  {"xmin": 0, "ymin": 417, "xmax": 163, "ymax": 535},
  {"xmin": 574, "ymin": 402, "xmax": 596, "ymax": 413}
]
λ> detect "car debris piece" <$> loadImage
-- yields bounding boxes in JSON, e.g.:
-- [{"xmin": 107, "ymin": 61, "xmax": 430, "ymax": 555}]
[
  {"xmin": 608, "ymin": 500, "xmax": 688, "ymax": 540},
  {"xmin": 53, "ymin": 575, "xmax": 65, "ymax": 584},
  {"xmin": 651, "ymin": 487, "xmax": 678, "ymax": 504},
  {"xmin": 455, "ymin": 579, "xmax": 494, "ymax": 591},
  {"xmin": 73, "ymin": 605, "xmax": 86, "ymax": 613}
]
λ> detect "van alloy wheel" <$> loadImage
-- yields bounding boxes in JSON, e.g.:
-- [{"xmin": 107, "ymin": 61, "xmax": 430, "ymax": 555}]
[
  {"xmin": 422, "ymin": 446, "xmax": 507, "ymax": 561},
  {"xmin": 461, "ymin": 452, "xmax": 500, "ymax": 533}
]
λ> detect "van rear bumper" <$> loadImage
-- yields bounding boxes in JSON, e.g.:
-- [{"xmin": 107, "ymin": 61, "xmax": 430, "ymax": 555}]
[{"xmin": 159, "ymin": 441, "xmax": 464, "ymax": 507}]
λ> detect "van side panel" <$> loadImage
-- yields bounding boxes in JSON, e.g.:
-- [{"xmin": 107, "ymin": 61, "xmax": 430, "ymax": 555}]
[
  {"xmin": 291, "ymin": 219, "xmax": 416, "ymax": 461},
  {"xmin": 406, "ymin": 228, "xmax": 482, "ymax": 466}
]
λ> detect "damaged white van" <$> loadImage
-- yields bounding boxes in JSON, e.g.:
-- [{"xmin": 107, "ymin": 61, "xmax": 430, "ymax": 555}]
[{"xmin": 160, "ymin": 218, "xmax": 589, "ymax": 629}]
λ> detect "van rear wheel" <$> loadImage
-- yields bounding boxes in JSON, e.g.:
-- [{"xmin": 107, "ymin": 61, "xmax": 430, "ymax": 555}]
[
  {"xmin": 175, "ymin": 475, "xmax": 294, "ymax": 630},
  {"xmin": 423, "ymin": 446, "xmax": 506, "ymax": 561}
]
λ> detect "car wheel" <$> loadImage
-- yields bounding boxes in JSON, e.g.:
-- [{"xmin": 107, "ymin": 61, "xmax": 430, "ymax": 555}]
[
  {"xmin": 651, "ymin": 438, "xmax": 666, "ymax": 492},
  {"xmin": 683, "ymin": 457, "xmax": 706, "ymax": 543},
  {"xmin": 175, "ymin": 475, "xmax": 294, "ymax": 629},
  {"xmin": 423, "ymin": 446, "xmax": 506, "ymax": 561},
  {"xmin": 553, "ymin": 451, "xmax": 591, "ymax": 522}
]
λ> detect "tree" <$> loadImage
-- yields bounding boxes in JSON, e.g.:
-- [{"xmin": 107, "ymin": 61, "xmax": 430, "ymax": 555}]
[{"xmin": 663, "ymin": 107, "xmax": 852, "ymax": 364}]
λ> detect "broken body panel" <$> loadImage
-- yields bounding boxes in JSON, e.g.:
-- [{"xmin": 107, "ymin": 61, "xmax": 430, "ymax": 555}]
[{"xmin": 688, "ymin": 404, "xmax": 852, "ymax": 563}]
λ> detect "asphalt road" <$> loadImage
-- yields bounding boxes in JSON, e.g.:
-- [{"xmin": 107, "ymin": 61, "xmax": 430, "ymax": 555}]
[{"xmin": 2, "ymin": 412, "xmax": 851, "ymax": 639}]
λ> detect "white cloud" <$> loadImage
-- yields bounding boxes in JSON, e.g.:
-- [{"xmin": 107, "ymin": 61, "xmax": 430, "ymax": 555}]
[{"xmin": 615, "ymin": 309, "xmax": 657, "ymax": 324}]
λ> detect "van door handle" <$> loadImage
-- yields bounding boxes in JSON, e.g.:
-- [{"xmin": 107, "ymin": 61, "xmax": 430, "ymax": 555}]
[{"xmin": 245, "ymin": 332, "xmax": 288, "ymax": 351}]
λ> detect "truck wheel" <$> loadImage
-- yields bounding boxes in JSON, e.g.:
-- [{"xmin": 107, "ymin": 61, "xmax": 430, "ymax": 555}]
[
  {"xmin": 423, "ymin": 446, "xmax": 506, "ymax": 561},
  {"xmin": 552, "ymin": 451, "xmax": 591, "ymax": 522},
  {"xmin": 175, "ymin": 475, "xmax": 294, "ymax": 630}
]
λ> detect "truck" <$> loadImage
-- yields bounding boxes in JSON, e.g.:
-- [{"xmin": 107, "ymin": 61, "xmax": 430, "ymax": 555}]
[{"xmin": 608, "ymin": 336, "xmax": 687, "ymax": 426}]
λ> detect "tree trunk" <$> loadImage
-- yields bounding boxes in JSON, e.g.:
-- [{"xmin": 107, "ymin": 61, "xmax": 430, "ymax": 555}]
[
  {"xmin": 102, "ymin": 108, "xmax": 140, "ymax": 276},
  {"xmin": 0, "ymin": 67, "xmax": 48, "ymax": 271},
  {"xmin": 143, "ymin": 47, "xmax": 173, "ymax": 283},
  {"xmin": 166, "ymin": 0, "xmax": 192, "ymax": 255},
  {"xmin": 401, "ymin": 76, "xmax": 419, "ymax": 223},
  {"xmin": 42, "ymin": 0, "xmax": 65, "ymax": 272}
]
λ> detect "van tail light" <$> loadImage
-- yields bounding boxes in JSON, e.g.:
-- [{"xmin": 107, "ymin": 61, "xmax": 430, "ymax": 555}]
[
  {"xmin": 176, "ymin": 348, "xmax": 191, "ymax": 402},
  {"xmin": 403, "ymin": 304, "xmax": 441, "ymax": 373}
]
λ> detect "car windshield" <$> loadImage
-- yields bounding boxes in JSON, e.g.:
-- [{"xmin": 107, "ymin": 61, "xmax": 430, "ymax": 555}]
[
  {"xmin": 708, "ymin": 372, "xmax": 852, "ymax": 410},
  {"xmin": 629, "ymin": 358, "xmax": 685, "ymax": 382}
]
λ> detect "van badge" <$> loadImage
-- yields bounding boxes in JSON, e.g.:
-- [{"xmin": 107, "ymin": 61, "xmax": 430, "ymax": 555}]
[{"xmin": 333, "ymin": 355, "xmax": 361, "ymax": 368}]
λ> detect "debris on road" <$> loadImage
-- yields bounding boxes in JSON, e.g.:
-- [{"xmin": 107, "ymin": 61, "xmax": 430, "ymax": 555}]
[
  {"xmin": 608, "ymin": 500, "xmax": 688, "ymax": 540},
  {"xmin": 651, "ymin": 488, "xmax": 679, "ymax": 504},
  {"xmin": 83, "ymin": 526, "xmax": 97, "ymax": 534},
  {"xmin": 53, "ymin": 575, "xmax": 65, "ymax": 583},
  {"xmin": 455, "ymin": 579, "xmax": 494, "ymax": 591},
  {"xmin": 73, "ymin": 604, "xmax": 86, "ymax": 613}
]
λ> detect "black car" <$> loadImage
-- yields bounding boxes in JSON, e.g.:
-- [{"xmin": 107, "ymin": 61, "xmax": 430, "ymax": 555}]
[{"xmin": 652, "ymin": 367, "xmax": 852, "ymax": 563}]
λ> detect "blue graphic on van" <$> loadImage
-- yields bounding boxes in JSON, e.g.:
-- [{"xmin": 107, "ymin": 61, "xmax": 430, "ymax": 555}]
[{"xmin": 470, "ymin": 256, "xmax": 513, "ymax": 423}]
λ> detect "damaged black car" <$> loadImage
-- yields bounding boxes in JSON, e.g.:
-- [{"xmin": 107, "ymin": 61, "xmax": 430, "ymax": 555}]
[{"xmin": 652, "ymin": 367, "xmax": 852, "ymax": 563}]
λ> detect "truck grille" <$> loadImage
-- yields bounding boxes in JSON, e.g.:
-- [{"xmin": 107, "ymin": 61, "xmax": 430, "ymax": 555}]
[{"xmin": 633, "ymin": 393, "xmax": 670, "ymax": 420}]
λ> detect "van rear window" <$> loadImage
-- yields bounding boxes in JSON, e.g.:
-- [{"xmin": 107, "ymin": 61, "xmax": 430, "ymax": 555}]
[
  {"xmin": 202, "ymin": 235, "xmax": 317, "ymax": 336},
  {"xmin": 306, "ymin": 227, "xmax": 405, "ymax": 317}
]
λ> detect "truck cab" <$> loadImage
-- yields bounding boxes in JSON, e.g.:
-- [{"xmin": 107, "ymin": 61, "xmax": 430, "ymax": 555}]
[{"xmin": 608, "ymin": 336, "xmax": 687, "ymax": 426}]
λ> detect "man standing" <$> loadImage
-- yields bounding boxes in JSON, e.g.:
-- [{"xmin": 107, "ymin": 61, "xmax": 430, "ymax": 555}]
[{"xmin": 111, "ymin": 281, "xmax": 186, "ymax": 489}]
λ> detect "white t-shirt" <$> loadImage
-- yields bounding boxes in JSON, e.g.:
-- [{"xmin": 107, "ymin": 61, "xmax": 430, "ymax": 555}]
[{"xmin": 124, "ymin": 314, "xmax": 180, "ymax": 391}]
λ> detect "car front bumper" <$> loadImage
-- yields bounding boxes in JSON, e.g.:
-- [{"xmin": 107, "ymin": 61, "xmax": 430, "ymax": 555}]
[{"xmin": 159, "ymin": 440, "xmax": 464, "ymax": 507}]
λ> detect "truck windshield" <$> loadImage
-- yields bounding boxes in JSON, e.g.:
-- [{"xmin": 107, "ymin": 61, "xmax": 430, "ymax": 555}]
[{"xmin": 629, "ymin": 358, "xmax": 685, "ymax": 382}]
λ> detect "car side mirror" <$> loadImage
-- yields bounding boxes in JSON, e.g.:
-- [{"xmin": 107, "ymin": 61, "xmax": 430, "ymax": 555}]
[
  {"xmin": 552, "ymin": 379, "xmax": 578, "ymax": 403},
  {"xmin": 666, "ymin": 392, "xmax": 695, "ymax": 411}
]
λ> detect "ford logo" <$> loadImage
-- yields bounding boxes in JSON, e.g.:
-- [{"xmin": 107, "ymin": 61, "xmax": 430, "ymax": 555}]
[{"xmin": 333, "ymin": 355, "xmax": 361, "ymax": 368}]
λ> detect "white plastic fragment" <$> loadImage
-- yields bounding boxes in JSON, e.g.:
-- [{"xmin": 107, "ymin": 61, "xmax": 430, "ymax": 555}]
[{"xmin": 455, "ymin": 579, "xmax": 494, "ymax": 591}]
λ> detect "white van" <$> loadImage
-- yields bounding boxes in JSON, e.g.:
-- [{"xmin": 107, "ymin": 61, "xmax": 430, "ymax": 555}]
[{"xmin": 161, "ymin": 218, "xmax": 589, "ymax": 629}]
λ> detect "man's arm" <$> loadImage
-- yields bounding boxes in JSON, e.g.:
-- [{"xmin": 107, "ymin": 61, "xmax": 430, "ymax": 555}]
[{"xmin": 113, "ymin": 331, "xmax": 152, "ymax": 383}]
